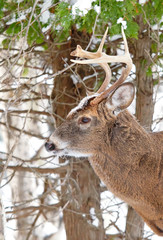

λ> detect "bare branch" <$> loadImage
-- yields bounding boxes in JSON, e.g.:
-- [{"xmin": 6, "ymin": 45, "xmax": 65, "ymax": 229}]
[{"xmin": 6, "ymin": 165, "xmax": 69, "ymax": 174}]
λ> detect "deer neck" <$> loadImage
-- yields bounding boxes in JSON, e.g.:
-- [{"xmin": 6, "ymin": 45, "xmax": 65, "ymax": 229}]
[
  {"xmin": 89, "ymin": 110, "xmax": 155, "ymax": 198},
  {"xmin": 93, "ymin": 109, "xmax": 153, "ymax": 164}
]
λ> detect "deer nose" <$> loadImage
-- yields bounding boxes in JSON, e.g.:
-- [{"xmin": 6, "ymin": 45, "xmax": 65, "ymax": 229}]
[{"xmin": 45, "ymin": 141, "xmax": 56, "ymax": 152}]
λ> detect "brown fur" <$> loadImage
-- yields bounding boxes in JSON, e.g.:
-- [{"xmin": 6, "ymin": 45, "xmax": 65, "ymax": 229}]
[
  {"xmin": 49, "ymin": 94, "xmax": 163, "ymax": 236},
  {"xmin": 89, "ymin": 108, "xmax": 163, "ymax": 235}
]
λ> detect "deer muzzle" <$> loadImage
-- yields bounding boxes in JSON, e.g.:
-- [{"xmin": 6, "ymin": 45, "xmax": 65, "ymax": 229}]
[{"xmin": 45, "ymin": 141, "xmax": 56, "ymax": 152}]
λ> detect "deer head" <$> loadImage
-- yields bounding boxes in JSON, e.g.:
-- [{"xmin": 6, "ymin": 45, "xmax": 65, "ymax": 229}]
[
  {"xmin": 45, "ymin": 27, "xmax": 163, "ymax": 236},
  {"xmin": 45, "ymin": 27, "xmax": 134, "ymax": 157}
]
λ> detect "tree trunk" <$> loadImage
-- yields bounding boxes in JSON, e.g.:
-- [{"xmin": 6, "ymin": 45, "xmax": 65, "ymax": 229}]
[
  {"xmin": 125, "ymin": 15, "xmax": 154, "ymax": 240},
  {"xmin": 125, "ymin": 206, "xmax": 144, "ymax": 240},
  {"xmin": 62, "ymin": 161, "xmax": 105, "ymax": 240},
  {"xmin": 49, "ymin": 29, "xmax": 105, "ymax": 240}
]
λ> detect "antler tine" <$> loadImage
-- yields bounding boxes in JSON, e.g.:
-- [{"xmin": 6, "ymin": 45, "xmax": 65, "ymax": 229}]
[
  {"xmin": 97, "ymin": 63, "xmax": 111, "ymax": 93},
  {"xmin": 90, "ymin": 26, "xmax": 132, "ymax": 106},
  {"xmin": 70, "ymin": 28, "xmax": 112, "ymax": 94},
  {"xmin": 96, "ymin": 27, "xmax": 112, "ymax": 93},
  {"xmin": 97, "ymin": 27, "xmax": 108, "ymax": 53},
  {"xmin": 71, "ymin": 26, "xmax": 131, "ymax": 66},
  {"xmin": 71, "ymin": 27, "xmax": 132, "ymax": 105},
  {"xmin": 70, "ymin": 27, "xmax": 109, "ymax": 59}
]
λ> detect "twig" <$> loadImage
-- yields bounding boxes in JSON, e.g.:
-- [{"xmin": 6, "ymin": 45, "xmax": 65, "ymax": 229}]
[
  {"xmin": 0, "ymin": 190, "xmax": 7, "ymax": 240},
  {"xmin": 0, "ymin": 121, "xmax": 46, "ymax": 140},
  {"xmin": 85, "ymin": 0, "xmax": 101, "ymax": 50},
  {"xmin": 0, "ymin": 139, "xmax": 19, "ymax": 186},
  {"xmin": 26, "ymin": 211, "xmax": 41, "ymax": 240}
]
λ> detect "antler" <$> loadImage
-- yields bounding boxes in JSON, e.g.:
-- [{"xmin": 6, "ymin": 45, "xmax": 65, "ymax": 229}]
[
  {"xmin": 71, "ymin": 27, "xmax": 111, "ymax": 94},
  {"xmin": 70, "ymin": 26, "xmax": 132, "ymax": 106}
]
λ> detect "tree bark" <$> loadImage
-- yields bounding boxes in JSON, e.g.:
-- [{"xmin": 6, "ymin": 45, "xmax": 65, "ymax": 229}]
[
  {"xmin": 62, "ymin": 161, "xmax": 105, "ymax": 240},
  {"xmin": 125, "ymin": 206, "xmax": 144, "ymax": 240},
  {"xmin": 49, "ymin": 29, "xmax": 105, "ymax": 240},
  {"xmin": 125, "ymin": 15, "xmax": 154, "ymax": 240}
]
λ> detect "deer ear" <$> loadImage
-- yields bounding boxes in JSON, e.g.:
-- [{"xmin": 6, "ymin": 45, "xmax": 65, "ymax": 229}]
[{"xmin": 106, "ymin": 82, "xmax": 135, "ymax": 111}]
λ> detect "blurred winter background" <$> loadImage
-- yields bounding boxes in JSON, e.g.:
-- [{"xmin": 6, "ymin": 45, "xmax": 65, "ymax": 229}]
[{"xmin": 0, "ymin": 0, "xmax": 162, "ymax": 239}]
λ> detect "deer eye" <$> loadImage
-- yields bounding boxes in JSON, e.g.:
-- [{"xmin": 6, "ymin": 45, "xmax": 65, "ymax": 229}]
[{"xmin": 79, "ymin": 117, "xmax": 91, "ymax": 124}]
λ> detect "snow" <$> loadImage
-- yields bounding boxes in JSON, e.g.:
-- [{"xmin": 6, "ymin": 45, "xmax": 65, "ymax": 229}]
[
  {"xmin": 89, "ymin": 208, "xmax": 99, "ymax": 227},
  {"xmin": 67, "ymin": 94, "xmax": 99, "ymax": 117},
  {"xmin": 39, "ymin": 0, "xmax": 52, "ymax": 24},
  {"xmin": 71, "ymin": 0, "xmax": 99, "ymax": 16},
  {"xmin": 101, "ymin": 191, "xmax": 127, "ymax": 234},
  {"xmin": 117, "ymin": 17, "xmax": 127, "ymax": 29}
]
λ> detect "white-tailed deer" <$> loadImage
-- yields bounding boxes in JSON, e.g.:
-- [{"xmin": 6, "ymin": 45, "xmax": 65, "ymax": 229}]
[{"xmin": 45, "ymin": 27, "xmax": 163, "ymax": 236}]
